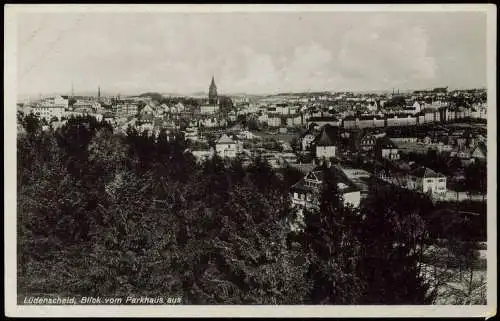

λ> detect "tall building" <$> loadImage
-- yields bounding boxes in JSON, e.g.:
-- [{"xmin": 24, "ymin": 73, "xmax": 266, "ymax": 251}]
[
  {"xmin": 208, "ymin": 76, "xmax": 218, "ymax": 105},
  {"xmin": 98, "ymin": 86, "xmax": 101, "ymax": 99}
]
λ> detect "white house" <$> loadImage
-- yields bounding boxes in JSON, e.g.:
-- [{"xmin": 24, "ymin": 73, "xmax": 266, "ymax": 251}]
[
  {"xmin": 315, "ymin": 125, "xmax": 338, "ymax": 159},
  {"xmin": 31, "ymin": 95, "xmax": 69, "ymax": 120},
  {"xmin": 116, "ymin": 102, "xmax": 139, "ymax": 116},
  {"xmin": 200, "ymin": 104, "xmax": 219, "ymax": 115},
  {"xmin": 73, "ymin": 100, "xmax": 102, "ymax": 114},
  {"xmin": 215, "ymin": 134, "xmax": 242, "ymax": 158},
  {"xmin": 290, "ymin": 165, "xmax": 361, "ymax": 217},
  {"xmin": 376, "ymin": 137, "xmax": 400, "ymax": 160},
  {"xmin": 407, "ymin": 166, "xmax": 447, "ymax": 197},
  {"xmin": 267, "ymin": 114, "xmax": 282, "ymax": 127}
]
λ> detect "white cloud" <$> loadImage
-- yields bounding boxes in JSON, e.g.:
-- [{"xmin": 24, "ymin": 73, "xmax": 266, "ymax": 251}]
[
  {"xmin": 337, "ymin": 17, "xmax": 437, "ymax": 89},
  {"xmin": 16, "ymin": 12, "xmax": 485, "ymax": 95}
]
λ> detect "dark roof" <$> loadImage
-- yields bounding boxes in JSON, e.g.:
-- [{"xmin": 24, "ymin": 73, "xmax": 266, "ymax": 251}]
[
  {"xmin": 410, "ymin": 166, "xmax": 445, "ymax": 178},
  {"xmin": 376, "ymin": 136, "xmax": 398, "ymax": 149},
  {"xmin": 472, "ymin": 141, "xmax": 487, "ymax": 156},
  {"xmin": 316, "ymin": 125, "xmax": 339, "ymax": 146},
  {"xmin": 308, "ymin": 116, "xmax": 339, "ymax": 122},
  {"xmin": 343, "ymin": 115, "xmax": 357, "ymax": 121},
  {"xmin": 291, "ymin": 166, "xmax": 361, "ymax": 194},
  {"xmin": 216, "ymin": 134, "xmax": 238, "ymax": 144}
]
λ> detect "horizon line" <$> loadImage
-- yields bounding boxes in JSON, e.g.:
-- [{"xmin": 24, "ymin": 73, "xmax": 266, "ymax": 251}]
[{"xmin": 17, "ymin": 85, "xmax": 487, "ymax": 99}]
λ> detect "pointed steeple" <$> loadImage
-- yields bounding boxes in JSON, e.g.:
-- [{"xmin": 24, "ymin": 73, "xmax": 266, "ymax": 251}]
[{"xmin": 208, "ymin": 75, "xmax": 218, "ymax": 105}]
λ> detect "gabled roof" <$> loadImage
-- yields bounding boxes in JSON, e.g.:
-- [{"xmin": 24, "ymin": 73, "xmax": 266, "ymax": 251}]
[
  {"xmin": 471, "ymin": 141, "xmax": 487, "ymax": 157},
  {"xmin": 315, "ymin": 124, "xmax": 339, "ymax": 146},
  {"xmin": 376, "ymin": 136, "xmax": 398, "ymax": 149},
  {"xmin": 291, "ymin": 165, "xmax": 361, "ymax": 194},
  {"xmin": 216, "ymin": 133, "xmax": 237, "ymax": 144},
  {"xmin": 410, "ymin": 166, "xmax": 445, "ymax": 178}
]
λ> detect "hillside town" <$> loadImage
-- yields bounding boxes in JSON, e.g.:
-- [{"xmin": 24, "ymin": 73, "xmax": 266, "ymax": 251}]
[
  {"xmin": 17, "ymin": 78, "xmax": 488, "ymax": 306},
  {"xmin": 11, "ymin": 5, "xmax": 495, "ymax": 314},
  {"xmin": 18, "ymin": 79, "xmax": 487, "ymax": 209}
]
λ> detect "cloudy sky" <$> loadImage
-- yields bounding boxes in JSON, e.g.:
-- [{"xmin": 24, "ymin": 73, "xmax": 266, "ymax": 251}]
[{"xmin": 17, "ymin": 10, "xmax": 487, "ymax": 96}]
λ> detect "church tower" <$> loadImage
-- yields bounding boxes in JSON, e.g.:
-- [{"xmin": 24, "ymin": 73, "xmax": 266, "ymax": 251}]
[{"xmin": 208, "ymin": 76, "xmax": 218, "ymax": 105}]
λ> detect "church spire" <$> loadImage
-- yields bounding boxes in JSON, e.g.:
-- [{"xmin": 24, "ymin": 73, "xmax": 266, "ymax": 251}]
[{"xmin": 209, "ymin": 75, "xmax": 218, "ymax": 105}]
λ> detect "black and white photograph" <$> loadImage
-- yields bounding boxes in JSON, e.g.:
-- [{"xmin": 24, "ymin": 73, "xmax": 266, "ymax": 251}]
[{"xmin": 4, "ymin": 3, "xmax": 497, "ymax": 318}]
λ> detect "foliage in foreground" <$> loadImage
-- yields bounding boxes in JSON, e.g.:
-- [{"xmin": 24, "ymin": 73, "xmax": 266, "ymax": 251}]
[{"xmin": 18, "ymin": 114, "xmax": 451, "ymax": 304}]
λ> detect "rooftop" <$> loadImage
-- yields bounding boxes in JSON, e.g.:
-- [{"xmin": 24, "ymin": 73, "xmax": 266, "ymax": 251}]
[
  {"xmin": 291, "ymin": 165, "xmax": 361, "ymax": 195},
  {"xmin": 308, "ymin": 116, "xmax": 340, "ymax": 122},
  {"xmin": 410, "ymin": 166, "xmax": 445, "ymax": 178},
  {"xmin": 376, "ymin": 136, "xmax": 398, "ymax": 149},
  {"xmin": 316, "ymin": 124, "xmax": 339, "ymax": 146},
  {"xmin": 216, "ymin": 133, "xmax": 237, "ymax": 144}
]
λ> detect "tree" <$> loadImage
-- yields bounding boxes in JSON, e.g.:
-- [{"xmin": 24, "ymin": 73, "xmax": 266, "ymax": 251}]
[
  {"xmin": 302, "ymin": 166, "xmax": 365, "ymax": 304},
  {"xmin": 464, "ymin": 162, "xmax": 487, "ymax": 200},
  {"xmin": 280, "ymin": 165, "xmax": 304, "ymax": 195},
  {"xmin": 358, "ymin": 183, "xmax": 436, "ymax": 304},
  {"xmin": 246, "ymin": 118, "xmax": 260, "ymax": 131},
  {"xmin": 177, "ymin": 181, "xmax": 310, "ymax": 304},
  {"xmin": 246, "ymin": 156, "xmax": 279, "ymax": 193},
  {"xmin": 87, "ymin": 128, "xmax": 129, "ymax": 181}
]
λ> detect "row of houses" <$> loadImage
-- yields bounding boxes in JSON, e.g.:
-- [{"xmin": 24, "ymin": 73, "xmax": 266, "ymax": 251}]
[
  {"xmin": 323, "ymin": 107, "xmax": 486, "ymax": 131},
  {"xmin": 298, "ymin": 125, "xmax": 402, "ymax": 162},
  {"xmin": 247, "ymin": 104, "xmax": 486, "ymax": 131}
]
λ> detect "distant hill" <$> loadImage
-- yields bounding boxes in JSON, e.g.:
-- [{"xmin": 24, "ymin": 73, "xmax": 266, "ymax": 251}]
[
  {"xmin": 270, "ymin": 91, "xmax": 332, "ymax": 97},
  {"xmin": 138, "ymin": 92, "xmax": 164, "ymax": 101}
]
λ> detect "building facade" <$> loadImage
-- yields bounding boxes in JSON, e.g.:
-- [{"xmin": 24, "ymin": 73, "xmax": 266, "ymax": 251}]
[{"xmin": 215, "ymin": 134, "xmax": 242, "ymax": 158}]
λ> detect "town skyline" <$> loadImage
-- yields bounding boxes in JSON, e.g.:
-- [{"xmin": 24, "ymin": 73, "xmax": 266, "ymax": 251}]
[
  {"xmin": 17, "ymin": 82, "xmax": 487, "ymax": 102},
  {"xmin": 17, "ymin": 11, "xmax": 487, "ymax": 97},
  {"xmin": 9, "ymin": 4, "xmax": 494, "ymax": 316}
]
